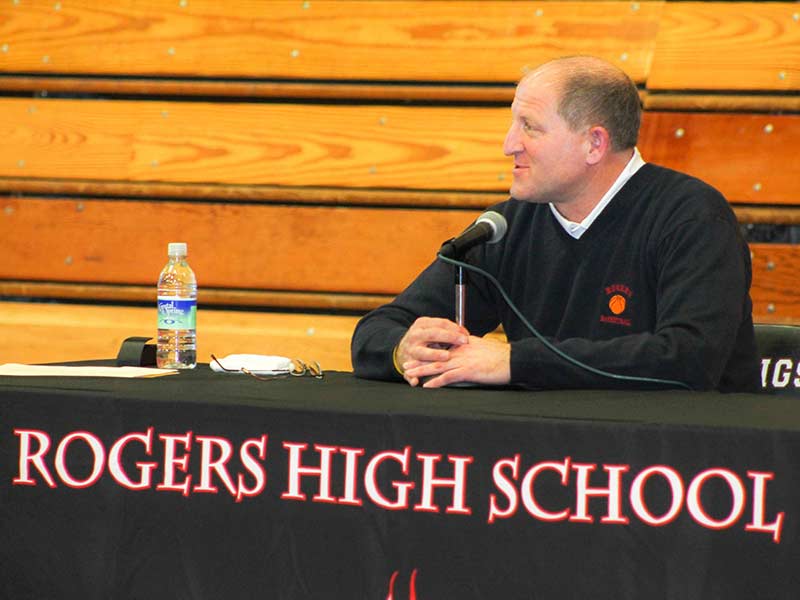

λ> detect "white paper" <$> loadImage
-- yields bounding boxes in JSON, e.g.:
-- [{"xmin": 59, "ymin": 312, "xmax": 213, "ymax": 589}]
[
  {"xmin": 210, "ymin": 354, "xmax": 295, "ymax": 375},
  {"xmin": 0, "ymin": 364, "xmax": 178, "ymax": 378}
]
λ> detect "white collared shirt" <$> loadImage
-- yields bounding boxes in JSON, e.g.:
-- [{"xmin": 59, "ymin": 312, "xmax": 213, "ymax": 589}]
[{"xmin": 549, "ymin": 147, "xmax": 646, "ymax": 239}]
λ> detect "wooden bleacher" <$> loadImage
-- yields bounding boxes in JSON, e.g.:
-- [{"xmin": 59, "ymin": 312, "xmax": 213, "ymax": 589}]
[{"xmin": 0, "ymin": 1, "xmax": 798, "ymax": 369}]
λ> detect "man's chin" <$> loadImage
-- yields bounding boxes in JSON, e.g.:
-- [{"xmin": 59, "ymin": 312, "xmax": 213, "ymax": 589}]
[
  {"xmin": 510, "ymin": 187, "xmax": 547, "ymax": 204},
  {"xmin": 509, "ymin": 183, "xmax": 525, "ymax": 200}
]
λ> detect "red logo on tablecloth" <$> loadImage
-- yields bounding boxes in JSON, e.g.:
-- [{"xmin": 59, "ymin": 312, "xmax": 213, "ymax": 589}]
[{"xmin": 387, "ymin": 568, "xmax": 418, "ymax": 600}]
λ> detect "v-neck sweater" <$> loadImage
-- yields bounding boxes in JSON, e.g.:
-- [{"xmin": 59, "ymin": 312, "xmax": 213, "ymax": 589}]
[{"xmin": 351, "ymin": 163, "xmax": 760, "ymax": 392}]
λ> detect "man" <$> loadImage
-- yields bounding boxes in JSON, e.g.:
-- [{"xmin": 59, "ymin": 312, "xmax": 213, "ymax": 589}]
[{"xmin": 350, "ymin": 56, "xmax": 760, "ymax": 392}]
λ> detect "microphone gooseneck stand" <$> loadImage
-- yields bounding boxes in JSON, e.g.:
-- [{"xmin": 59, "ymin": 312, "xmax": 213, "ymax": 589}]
[
  {"xmin": 434, "ymin": 210, "xmax": 508, "ymax": 388},
  {"xmin": 443, "ymin": 261, "xmax": 476, "ymax": 388},
  {"xmin": 455, "ymin": 264, "xmax": 467, "ymax": 328}
]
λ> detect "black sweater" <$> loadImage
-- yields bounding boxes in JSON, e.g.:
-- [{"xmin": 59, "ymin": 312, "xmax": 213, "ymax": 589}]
[{"xmin": 351, "ymin": 164, "xmax": 760, "ymax": 392}]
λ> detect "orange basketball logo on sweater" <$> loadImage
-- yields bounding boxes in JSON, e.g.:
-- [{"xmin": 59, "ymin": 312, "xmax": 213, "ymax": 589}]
[
  {"xmin": 609, "ymin": 294, "xmax": 626, "ymax": 315},
  {"xmin": 601, "ymin": 283, "xmax": 633, "ymax": 327}
]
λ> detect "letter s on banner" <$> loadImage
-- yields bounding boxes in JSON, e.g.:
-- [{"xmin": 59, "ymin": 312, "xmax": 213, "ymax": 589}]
[
  {"xmin": 237, "ymin": 435, "xmax": 269, "ymax": 502},
  {"xmin": 488, "ymin": 454, "xmax": 521, "ymax": 523}
]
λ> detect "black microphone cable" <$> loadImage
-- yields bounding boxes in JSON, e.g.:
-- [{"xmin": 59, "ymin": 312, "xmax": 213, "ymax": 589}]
[{"xmin": 436, "ymin": 253, "xmax": 693, "ymax": 391}]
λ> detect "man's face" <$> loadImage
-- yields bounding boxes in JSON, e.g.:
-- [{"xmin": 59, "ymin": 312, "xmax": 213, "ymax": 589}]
[{"xmin": 502, "ymin": 71, "xmax": 590, "ymax": 206}]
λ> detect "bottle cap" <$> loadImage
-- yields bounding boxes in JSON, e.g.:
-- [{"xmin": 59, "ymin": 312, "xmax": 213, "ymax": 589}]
[{"xmin": 167, "ymin": 242, "xmax": 187, "ymax": 257}]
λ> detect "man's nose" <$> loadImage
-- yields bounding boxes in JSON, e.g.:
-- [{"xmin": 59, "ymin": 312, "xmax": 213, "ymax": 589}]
[{"xmin": 503, "ymin": 123, "xmax": 520, "ymax": 156}]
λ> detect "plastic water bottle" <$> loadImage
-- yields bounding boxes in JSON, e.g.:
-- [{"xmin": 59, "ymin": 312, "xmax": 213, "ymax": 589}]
[{"xmin": 157, "ymin": 242, "xmax": 197, "ymax": 369}]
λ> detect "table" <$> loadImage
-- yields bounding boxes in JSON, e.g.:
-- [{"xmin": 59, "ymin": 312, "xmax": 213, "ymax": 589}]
[{"xmin": 1, "ymin": 367, "xmax": 798, "ymax": 599}]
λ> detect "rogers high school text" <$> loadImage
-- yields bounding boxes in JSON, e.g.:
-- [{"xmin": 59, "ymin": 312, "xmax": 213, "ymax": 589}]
[{"xmin": 11, "ymin": 428, "xmax": 785, "ymax": 543}]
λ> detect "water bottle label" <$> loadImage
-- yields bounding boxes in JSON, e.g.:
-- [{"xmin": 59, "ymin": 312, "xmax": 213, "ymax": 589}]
[{"xmin": 158, "ymin": 298, "xmax": 197, "ymax": 330}]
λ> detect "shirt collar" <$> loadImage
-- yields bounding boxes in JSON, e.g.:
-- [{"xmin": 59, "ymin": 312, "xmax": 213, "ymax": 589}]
[{"xmin": 550, "ymin": 147, "xmax": 646, "ymax": 239}]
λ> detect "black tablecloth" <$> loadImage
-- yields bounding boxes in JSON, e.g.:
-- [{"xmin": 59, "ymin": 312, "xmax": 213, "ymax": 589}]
[{"xmin": 1, "ymin": 367, "xmax": 798, "ymax": 599}]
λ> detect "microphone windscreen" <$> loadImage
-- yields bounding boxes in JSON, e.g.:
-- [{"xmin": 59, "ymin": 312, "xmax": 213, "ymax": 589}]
[{"xmin": 475, "ymin": 211, "xmax": 508, "ymax": 244}]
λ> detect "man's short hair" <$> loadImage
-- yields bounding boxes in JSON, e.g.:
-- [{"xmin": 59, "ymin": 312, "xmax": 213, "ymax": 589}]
[{"xmin": 539, "ymin": 57, "xmax": 642, "ymax": 152}]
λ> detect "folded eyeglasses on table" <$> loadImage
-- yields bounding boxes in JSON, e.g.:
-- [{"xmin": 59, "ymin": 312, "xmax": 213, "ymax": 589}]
[{"xmin": 210, "ymin": 354, "xmax": 323, "ymax": 381}]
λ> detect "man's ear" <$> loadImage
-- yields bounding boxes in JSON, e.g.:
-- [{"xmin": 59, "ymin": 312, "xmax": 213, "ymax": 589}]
[{"xmin": 585, "ymin": 126, "xmax": 611, "ymax": 165}]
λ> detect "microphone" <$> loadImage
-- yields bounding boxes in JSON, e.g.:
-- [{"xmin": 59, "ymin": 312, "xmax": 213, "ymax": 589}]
[{"xmin": 439, "ymin": 211, "xmax": 507, "ymax": 259}]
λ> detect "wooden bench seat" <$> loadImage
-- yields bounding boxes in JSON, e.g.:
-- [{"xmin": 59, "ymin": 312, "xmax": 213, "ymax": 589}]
[
  {"xmin": 0, "ymin": 197, "xmax": 477, "ymax": 295},
  {"xmin": 648, "ymin": 2, "xmax": 800, "ymax": 93},
  {"xmin": 1, "ymin": 194, "xmax": 798, "ymax": 322},
  {"xmin": 645, "ymin": 2, "xmax": 800, "ymax": 112},
  {"xmin": 0, "ymin": 1, "xmax": 659, "ymax": 84},
  {"xmin": 0, "ymin": 97, "xmax": 796, "ymax": 201},
  {"xmin": 0, "ymin": 301, "xmax": 360, "ymax": 370}
]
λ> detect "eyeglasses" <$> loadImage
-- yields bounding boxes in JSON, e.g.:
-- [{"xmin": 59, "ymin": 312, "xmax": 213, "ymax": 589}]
[{"xmin": 210, "ymin": 354, "xmax": 323, "ymax": 381}]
